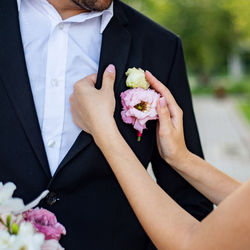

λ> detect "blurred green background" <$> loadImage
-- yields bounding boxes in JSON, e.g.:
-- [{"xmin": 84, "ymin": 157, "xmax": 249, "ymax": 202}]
[{"xmin": 124, "ymin": 0, "xmax": 250, "ymax": 123}]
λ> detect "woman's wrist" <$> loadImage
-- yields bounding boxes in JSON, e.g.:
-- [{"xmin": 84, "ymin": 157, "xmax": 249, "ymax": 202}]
[
  {"xmin": 166, "ymin": 150, "xmax": 194, "ymax": 171},
  {"xmin": 92, "ymin": 118, "xmax": 119, "ymax": 145}
]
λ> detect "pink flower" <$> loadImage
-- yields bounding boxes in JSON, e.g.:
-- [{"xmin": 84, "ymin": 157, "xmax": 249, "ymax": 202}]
[
  {"xmin": 23, "ymin": 208, "xmax": 66, "ymax": 241},
  {"xmin": 121, "ymin": 88, "xmax": 160, "ymax": 134},
  {"xmin": 42, "ymin": 239, "xmax": 64, "ymax": 250}
]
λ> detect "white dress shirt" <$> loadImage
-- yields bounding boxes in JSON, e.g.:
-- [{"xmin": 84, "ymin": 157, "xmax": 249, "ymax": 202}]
[{"xmin": 17, "ymin": 0, "xmax": 114, "ymax": 175}]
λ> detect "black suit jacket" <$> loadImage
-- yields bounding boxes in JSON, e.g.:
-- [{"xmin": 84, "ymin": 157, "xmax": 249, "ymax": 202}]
[{"xmin": 0, "ymin": 0, "xmax": 213, "ymax": 249}]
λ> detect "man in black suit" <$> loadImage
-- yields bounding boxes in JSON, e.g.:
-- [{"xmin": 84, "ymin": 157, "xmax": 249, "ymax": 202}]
[{"xmin": 0, "ymin": 0, "xmax": 212, "ymax": 249}]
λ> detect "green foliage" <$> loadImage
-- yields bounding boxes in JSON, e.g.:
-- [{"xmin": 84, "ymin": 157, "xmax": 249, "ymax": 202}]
[
  {"xmin": 223, "ymin": 0, "xmax": 250, "ymax": 41},
  {"xmin": 123, "ymin": 0, "xmax": 250, "ymax": 77},
  {"xmin": 239, "ymin": 100, "xmax": 250, "ymax": 123}
]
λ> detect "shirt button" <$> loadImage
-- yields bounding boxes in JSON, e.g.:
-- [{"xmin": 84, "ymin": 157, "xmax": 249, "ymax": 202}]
[
  {"xmin": 51, "ymin": 79, "xmax": 59, "ymax": 87},
  {"xmin": 47, "ymin": 139, "xmax": 56, "ymax": 148},
  {"xmin": 58, "ymin": 23, "xmax": 64, "ymax": 30}
]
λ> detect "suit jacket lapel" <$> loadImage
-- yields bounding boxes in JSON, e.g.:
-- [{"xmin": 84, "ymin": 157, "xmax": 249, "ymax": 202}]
[
  {"xmin": 0, "ymin": 0, "xmax": 51, "ymax": 178},
  {"xmin": 95, "ymin": 1, "xmax": 131, "ymax": 93},
  {"xmin": 53, "ymin": 0, "xmax": 131, "ymax": 178}
]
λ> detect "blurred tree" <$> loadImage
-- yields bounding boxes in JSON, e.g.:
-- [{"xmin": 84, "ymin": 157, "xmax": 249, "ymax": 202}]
[
  {"xmin": 223, "ymin": 0, "xmax": 250, "ymax": 78},
  {"xmin": 223, "ymin": 0, "xmax": 250, "ymax": 41},
  {"xmin": 123, "ymin": 0, "xmax": 250, "ymax": 81}
]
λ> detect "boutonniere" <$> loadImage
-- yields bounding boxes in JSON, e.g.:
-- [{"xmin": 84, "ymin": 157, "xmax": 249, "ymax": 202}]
[{"xmin": 120, "ymin": 68, "xmax": 161, "ymax": 142}]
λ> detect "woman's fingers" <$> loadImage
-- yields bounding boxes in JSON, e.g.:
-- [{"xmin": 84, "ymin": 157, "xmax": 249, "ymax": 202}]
[
  {"xmin": 157, "ymin": 97, "xmax": 173, "ymax": 135},
  {"xmin": 84, "ymin": 73, "xmax": 98, "ymax": 86},
  {"xmin": 145, "ymin": 71, "xmax": 166, "ymax": 93},
  {"xmin": 101, "ymin": 64, "xmax": 116, "ymax": 91},
  {"xmin": 73, "ymin": 73, "xmax": 97, "ymax": 95},
  {"xmin": 145, "ymin": 70, "xmax": 183, "ymax": 129},
  {"xmin": 145, "ymin": 71, "xmax": 179, "ymax": 106}
]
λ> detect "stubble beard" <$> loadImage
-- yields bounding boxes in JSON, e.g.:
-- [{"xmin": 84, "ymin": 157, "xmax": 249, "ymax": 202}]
[{"xmin": 71, "ymin": 0, "xmax": 112, "ymax": 11}]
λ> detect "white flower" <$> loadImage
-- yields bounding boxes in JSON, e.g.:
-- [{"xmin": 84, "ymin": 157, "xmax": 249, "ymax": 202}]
[
  {"xmin": 15, "ymin": 222, "xmax": 45, "ymax": 250},
  {"xmin": 125, "ymin": 67, "xmax": 150, "ymax": 90},
  {"xmin": 0, "ymin": 182, "xmax": 49, "ymax": 214},
  {"xmin": 0, "ymin": 230, "xmax": 16, "ymax": 249},
  {"xmin": 0, "ymin": 222, "xmax": 45, "ymax": 250},
  {"xmin": 42, "ymin": 240, "xmax": 64, "ymax": 250}
]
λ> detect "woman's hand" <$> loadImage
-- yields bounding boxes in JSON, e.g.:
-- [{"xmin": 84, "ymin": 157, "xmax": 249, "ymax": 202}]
[
  {"xmin": 70, "ymin": 64, "xmax": 117, "ymax": 137},
  {"xmin": 145, "ymin": 71, "xmax": 191, "ymax": 167}
]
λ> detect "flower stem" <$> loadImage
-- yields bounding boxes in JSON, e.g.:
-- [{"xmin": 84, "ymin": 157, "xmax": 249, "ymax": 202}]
[
  {"xmin": 0, "ymin": 217, "xmax": 5, "ymax": 226},
  {"xmin": 137, "ymin": 132, "xmax": 142, "ymax": 142}
]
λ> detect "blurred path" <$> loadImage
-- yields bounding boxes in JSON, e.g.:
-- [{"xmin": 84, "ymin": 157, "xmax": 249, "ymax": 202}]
[{"xmin": 193, "ymin": 96, "xmax": 250, "ymax": 182}]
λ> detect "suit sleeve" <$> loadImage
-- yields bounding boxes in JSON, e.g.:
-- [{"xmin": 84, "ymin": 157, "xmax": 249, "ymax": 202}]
[{"xmin": 151, "ymin": 37, "xmax": 213, "ymax": 221}]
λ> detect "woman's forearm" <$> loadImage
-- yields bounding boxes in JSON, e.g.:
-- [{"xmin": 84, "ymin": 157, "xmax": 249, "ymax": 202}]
[
  {"xmin": 93, "ymin": 124, "xmax": 198, "ymax": 250},
  {"xmin": 171, "ymin": 153, "xmax": 241, "ymax": 205},
  {"xmin": 93, "ymin": 125, "xmax": 250, "ymax": 250},
  {"xmin": 94, "ymin": 125, "xmax": 250, "ymax": 250},
  {"xmin": 185, "ymin": 180, "xmax": 250, "ymax": 250}
]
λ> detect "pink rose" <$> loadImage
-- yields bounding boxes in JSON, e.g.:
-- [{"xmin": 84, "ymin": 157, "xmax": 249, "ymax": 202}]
[
  {"xmin": 121, "ymin": 88, "xmax": 160, "ymax": 134},
  {"xmin": 42, "ymin": 239, "xmax": 64, "ymax": 250},
  {"xmin": 23, "ymin": 208, "xmax": 66, "ymax": 240}
]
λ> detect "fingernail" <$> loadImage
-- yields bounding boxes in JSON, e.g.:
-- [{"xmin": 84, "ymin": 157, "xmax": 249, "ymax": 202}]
[
  {"xmin": 160, "ymin": 97, "xmax": 166, "ymax": 107},
  {"xmin": 107, "ymin": 64, "xmax": 115, "ymax": 73}
]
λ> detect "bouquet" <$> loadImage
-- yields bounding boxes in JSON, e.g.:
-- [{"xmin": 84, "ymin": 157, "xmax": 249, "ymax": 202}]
[{"xmin": 0, "ymin": 182, "xmax": 66, "ymax": 250}]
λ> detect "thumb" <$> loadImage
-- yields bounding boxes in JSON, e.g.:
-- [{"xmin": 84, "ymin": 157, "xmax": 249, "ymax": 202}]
[
  {"xmin": 157, "ymin": 97, "xmax": 173, "ymax": 135},
  {"xmin": 102, "ymin": 64, "xmax": 116, "ymax": 91}
]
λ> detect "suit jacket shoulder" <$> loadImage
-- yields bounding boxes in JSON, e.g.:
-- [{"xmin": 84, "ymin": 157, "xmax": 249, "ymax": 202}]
[
  {"xmin": 118, "ymin": 1, "xmax": 180, "ymax": 46},
  {"xmin": 116, "ymin": 0, "xmax": 182, "ymax": 84}
]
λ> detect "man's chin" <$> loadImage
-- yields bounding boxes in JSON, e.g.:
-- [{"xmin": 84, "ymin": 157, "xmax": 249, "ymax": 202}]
[
  {"xmin": 72, "ymin": 0, "xmax": 92, "ymax": 11},
  {"xmin": 72, "ymin": 0, "xmax": 112, "ymax": 12}
]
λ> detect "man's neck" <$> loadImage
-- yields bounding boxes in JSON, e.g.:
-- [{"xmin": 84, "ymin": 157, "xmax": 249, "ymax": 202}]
[{"xmin": 48, "ymin": 0, "xmax": 89, "ymax": 20}]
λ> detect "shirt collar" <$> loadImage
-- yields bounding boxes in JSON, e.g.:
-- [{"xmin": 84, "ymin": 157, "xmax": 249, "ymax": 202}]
[
  {"xmin": 16, "ymin": 0, "xmax": 113, "ymax": 33},
  {"xmin": 100, "ymin": 2, "xmax": 113, "ymax": 33},
  {"xmin": 17, "ymin": 0, "xmax": 21, "ymax": 11}
]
